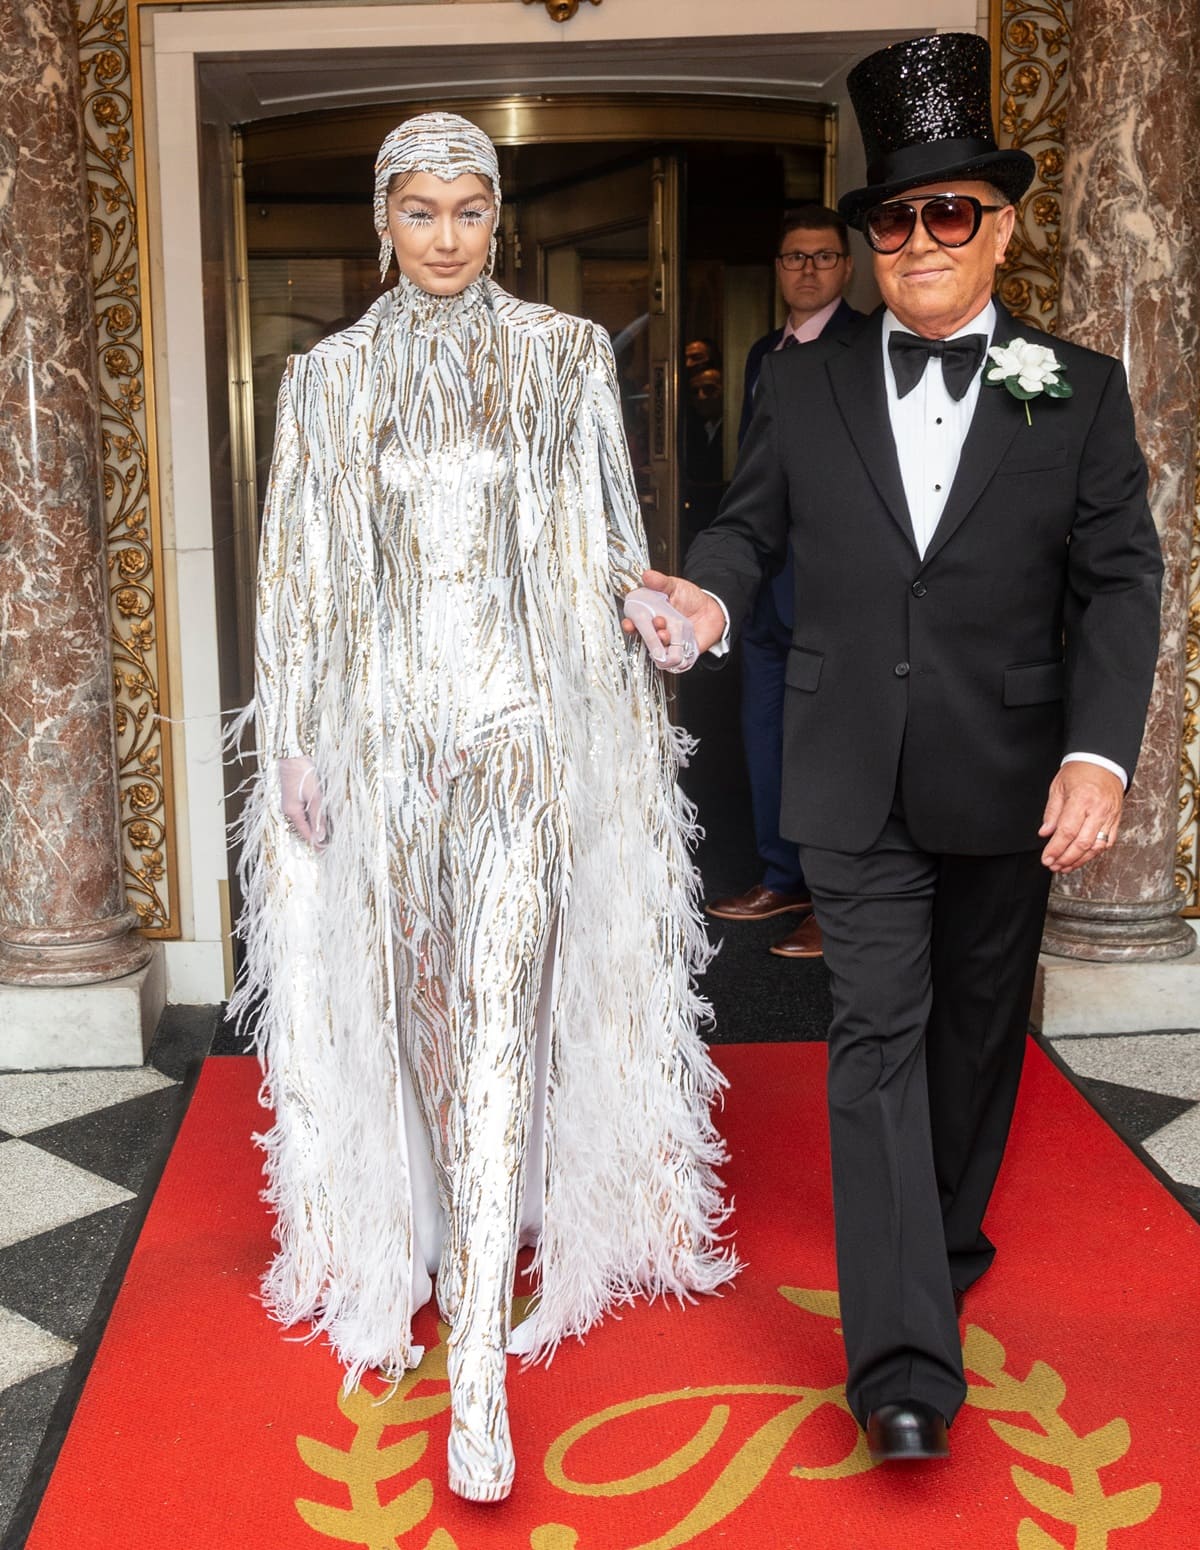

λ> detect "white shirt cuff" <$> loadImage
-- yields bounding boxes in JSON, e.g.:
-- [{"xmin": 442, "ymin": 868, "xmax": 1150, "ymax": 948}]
[
  {"xmin": 1061, "ymin": 752, "xmax": 1128, "ymax": 789},
  {"xmin": 702, "ymin": 591, "xmax": 731, "ymax": 657}
]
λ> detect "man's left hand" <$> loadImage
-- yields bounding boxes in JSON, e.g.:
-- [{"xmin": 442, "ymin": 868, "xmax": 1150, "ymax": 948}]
[{"xmin": 1038, "ymin": 764, "xmax": 1124, "ymax": 874}]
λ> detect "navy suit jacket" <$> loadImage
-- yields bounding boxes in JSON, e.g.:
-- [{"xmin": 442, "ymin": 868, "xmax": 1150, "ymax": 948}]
[
  {"xmin": 686, "ymin": 302, "xmax": 1163, "ymax": 855},
  {"xmin": 737, "ymin": 298, "xmax": 861, "ymax": 633}
]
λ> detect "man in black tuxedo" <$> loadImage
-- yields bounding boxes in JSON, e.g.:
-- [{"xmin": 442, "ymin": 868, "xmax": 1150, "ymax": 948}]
[
  {"xmin": 626, "ymin": 33, "xmax": 1162, "ymax": 1461},
  {"xmin": 708, "ymin": 206, "xmax": 860, "ymax": 960}
]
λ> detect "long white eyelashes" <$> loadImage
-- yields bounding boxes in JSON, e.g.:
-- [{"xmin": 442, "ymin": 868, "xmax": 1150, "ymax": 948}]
[{"xmin": 394, "ymin": 208, "xmax": 496, "ymax": 228}]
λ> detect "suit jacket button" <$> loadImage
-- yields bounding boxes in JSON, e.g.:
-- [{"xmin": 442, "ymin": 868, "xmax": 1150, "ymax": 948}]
[
  {"xmin": 911, "ymin": 581, "xmax": 927, "ymax": 597},
  {"xmin": 894, "ymin": 661, "xmax": 910, "ymax": 677}
]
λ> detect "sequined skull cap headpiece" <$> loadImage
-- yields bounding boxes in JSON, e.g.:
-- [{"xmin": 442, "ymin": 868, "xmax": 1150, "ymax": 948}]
[
  {"xmin": 837, "ymin": 33, "xmax": 1034, "ymax": 230},
  {"xmin": 373, "ymin": 111, "xmax": 502, "ymax": 281}
]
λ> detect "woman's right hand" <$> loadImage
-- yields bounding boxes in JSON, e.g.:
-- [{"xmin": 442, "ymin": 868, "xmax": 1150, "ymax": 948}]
[
  {"xmin": 277, "ymin": 757, "xmax": 327, "ymax": 848},
  {"xmin": 620, "ymin": 569, "xmax": 728, "ymax": 658}
]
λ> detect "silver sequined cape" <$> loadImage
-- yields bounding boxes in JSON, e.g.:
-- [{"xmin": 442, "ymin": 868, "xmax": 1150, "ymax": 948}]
[{"xmin": 230, "ymin": 281, "xmax": 738, "ymax": 1382}]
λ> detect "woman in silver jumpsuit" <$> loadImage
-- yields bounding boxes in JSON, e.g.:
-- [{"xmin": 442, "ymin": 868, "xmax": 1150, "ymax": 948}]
[{"xmin": 235, "ymin": 114, "xmax": 737, "ymax": 1503}]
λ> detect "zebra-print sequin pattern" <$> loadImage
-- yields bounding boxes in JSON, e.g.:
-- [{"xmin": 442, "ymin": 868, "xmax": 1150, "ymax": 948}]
[
  {"xmin": 374, "ymin": 275, "xmax": 541, "ymax": 785},
  {"xmin": 232, "ymin": 274, "xmax": 740, "ymax": 1434},
  {"xmin": 373, "ymin": 273, "xmax": 564, "ymax": 1495}
]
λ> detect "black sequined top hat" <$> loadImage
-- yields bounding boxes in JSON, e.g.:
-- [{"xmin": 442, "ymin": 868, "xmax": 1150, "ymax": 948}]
[{"xmin": 837, "ymin": 33, "xmax": 1035, "ymax": 229}]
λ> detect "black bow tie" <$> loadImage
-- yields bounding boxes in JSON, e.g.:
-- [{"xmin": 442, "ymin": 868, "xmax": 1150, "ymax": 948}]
[{"xmin": 888, "ymin": 331, "xmax": 987, "ymax": 402}]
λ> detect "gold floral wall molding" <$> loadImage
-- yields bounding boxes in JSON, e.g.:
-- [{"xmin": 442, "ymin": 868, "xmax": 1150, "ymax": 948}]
[
  {"xmin": 522, "ymin": 0, "xmax": 602, "ymax": 22},
  {"xmin": 77, "ymin": 0, "xmax": 177, "ymax": 935},
  {"xmin": 1182, "ymin": 442, "xmax": 1200, "ymax": 907},
  {"xmin": 991, "ymin": 0, "xmax": 1070, "ymax": 332}
]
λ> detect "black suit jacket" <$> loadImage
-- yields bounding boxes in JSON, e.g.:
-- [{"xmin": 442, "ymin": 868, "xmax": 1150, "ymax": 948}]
[
  {"xmin": 736, "ymin": 299, "xmax": 862, "ymax": 633},
  {"xmin": 686, "ymin": 302, "xmax": 1163, "ymax": 856},
  {"xmin": 737, "ymin": 298, "xmax": 862, "ymax": 444}
]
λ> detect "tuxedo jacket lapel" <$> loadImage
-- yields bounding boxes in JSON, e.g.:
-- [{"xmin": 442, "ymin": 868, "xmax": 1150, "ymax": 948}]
[
  {"xmin": 826, "ymin": 311, "xmax": 917, "ymax": 552},
  {"xmin": 921, "ymin": 301, "xmax": 1024, "ymax": 566}
]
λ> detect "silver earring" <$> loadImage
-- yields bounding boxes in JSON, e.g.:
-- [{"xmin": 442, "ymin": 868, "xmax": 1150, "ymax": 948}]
[
  {"xmin": 486, "ymin": 230, "xmax": 498, "ymax": 278},
  {"xmin": 378, "ymin": 235, "xmax": 393, "ymax": 283}
]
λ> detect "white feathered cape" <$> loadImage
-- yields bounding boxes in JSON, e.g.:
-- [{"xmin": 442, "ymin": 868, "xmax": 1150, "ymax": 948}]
[{"xmin": 231, "ymin": 281, "xmax": 737, "ymax": 1383}]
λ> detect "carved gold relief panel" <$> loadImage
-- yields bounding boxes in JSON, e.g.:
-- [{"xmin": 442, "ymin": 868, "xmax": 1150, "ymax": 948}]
[
  {"xmin": 1181, "ymin": 451, "xmax": 1200, "ymax": 908},
  {"xmin": 991, "ymin": 0, "xmax": 1071, "ymax": 333},
  {"xmin": 77, "ymin": 0, "xmax": 177, "ymax": 935}
]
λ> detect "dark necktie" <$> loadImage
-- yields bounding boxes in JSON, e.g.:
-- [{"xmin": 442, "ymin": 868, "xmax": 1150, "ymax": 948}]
[
  {"xmin": 888, "ymin": 330, "xmax": 987, "ymax": 402},
  {"xmin": 781, "ymin": 333, "xmax": 799, "ymax": 349}
]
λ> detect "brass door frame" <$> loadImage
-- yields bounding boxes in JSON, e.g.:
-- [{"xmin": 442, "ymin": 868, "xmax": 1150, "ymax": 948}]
[
  {"xmin": 227, "ymin": 128, "xmax": 259, "ymax": 710},
  {"xmin": 647, "ymin": 154, "xmax": 681, "ymax": 577},
  {"xmin": 241, "ymin": 93, "xmax": 833, "ymax": 176}
]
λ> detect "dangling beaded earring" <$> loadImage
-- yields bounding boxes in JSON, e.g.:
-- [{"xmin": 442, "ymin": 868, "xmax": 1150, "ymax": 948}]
[
  {"xmin": 485, "ymin": 229, "xmax": 498, "ymax": 278},
  {"xmin": 378, "ymin": 234, "xmax": 394, "ymax": 284}
]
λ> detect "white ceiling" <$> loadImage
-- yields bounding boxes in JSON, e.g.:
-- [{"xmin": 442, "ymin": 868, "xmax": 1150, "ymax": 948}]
[{"xmin": 198, "ymin": 30, "xmax": 920, "ymax": 125}]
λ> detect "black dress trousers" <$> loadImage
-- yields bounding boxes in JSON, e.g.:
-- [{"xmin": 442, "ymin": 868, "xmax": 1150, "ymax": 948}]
[{"xmin": 799, "ymin": 807, "xmax": 1051, "ymax": 1426}]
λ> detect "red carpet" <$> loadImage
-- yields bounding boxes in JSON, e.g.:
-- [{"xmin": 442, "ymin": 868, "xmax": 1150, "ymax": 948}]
[{"xmin": 27, "ymin": 1042, "xmax": 1200, "ymax": 1550}]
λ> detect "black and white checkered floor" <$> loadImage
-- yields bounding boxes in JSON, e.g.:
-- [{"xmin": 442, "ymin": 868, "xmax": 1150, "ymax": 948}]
[
  {"xmin": 0, "ymin": 1006, "xmax": 222, "ymax": 1546},
  {"xmin": 1, "ymin": 1006, "xmax": 1197, "ymax": 1545}
]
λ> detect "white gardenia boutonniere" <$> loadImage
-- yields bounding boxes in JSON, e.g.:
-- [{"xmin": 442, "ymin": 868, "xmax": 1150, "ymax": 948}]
[{"xmin": 985, "ymin": 338, "xmax": 1073, "ymax": 424}]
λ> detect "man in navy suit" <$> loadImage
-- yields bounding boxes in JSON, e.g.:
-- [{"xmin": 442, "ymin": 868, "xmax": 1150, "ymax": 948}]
[
  {"xmin": 628, "ymin": 34, "xmax": 1161, "ymax": 1463},
  {"xmin": 707, "ymin": 207, "xmax": 860, "ymax": 960}
]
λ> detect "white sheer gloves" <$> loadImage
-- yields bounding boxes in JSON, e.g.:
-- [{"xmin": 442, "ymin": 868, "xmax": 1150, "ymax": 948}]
[
  {"xmin": 277, "ymin": 757, "xmax": 327, "ymax": 848},
  {"xmin": 622, "ymin": 587, "xmax": 699, "ymax": 673}
]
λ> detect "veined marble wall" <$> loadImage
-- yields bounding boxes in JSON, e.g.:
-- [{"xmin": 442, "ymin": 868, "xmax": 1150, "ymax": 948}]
[
  {"xmin": 66, "ymin": 0, "xmax": 1200, "ymax": 941},
  {"xmin": 992, "ymin": 0, "xmax": 1200, "ymax": 913}
]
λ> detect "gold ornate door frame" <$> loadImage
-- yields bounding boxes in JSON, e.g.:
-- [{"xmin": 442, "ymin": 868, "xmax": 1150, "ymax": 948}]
[
  {"xmin": 989, "ymin": 1, "xmax": 1070, "ymax": 335},
  {"xmin": 79, "ymin": 0, "xmax": 177, "ymax": 934}
]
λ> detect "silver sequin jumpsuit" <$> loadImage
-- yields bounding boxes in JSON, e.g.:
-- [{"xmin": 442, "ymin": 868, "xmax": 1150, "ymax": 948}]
[{"xmin": 373, "ymin": 274, "xmax": 564, "ymax": 1429}]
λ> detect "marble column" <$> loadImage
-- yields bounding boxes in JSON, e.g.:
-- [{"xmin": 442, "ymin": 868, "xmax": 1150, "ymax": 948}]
[
  {"xmin": 1043, "ymin": 0, "xmax": 1200, "ymax": 961},
  {"xmin": 0, "ymin": 0, "xmax": 153, "ymax": 986}
]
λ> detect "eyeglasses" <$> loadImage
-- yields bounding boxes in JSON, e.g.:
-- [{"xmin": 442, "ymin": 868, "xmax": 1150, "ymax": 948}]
[
  {"xmin": 777, "ymin": 248, "xmax": 846, "ymax": 271},
  {"xmin": 863, "ymin": 194, "xmax": 1006, "ymax": 254}
]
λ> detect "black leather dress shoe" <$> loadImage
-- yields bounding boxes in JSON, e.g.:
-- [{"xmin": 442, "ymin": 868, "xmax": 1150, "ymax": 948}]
[{"xmin": 865, "ymin": 1401, "xmax": 950, "ymax": 1461}]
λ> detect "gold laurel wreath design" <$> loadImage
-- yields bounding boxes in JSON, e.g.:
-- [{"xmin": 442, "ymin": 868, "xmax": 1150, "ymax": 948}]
[
  {"xmin": 294, "ymin": 1289, "xmax": 1161, "ymax": 1550},
  {"xmin": 792, "ymin": 1291, "xmax": 1162, "ymax": 1550},
  {"xmin": 294, "ymin": 1321, "xmax": 456, "ymax": 1550},
  {"xmin": 790, "ymin": 1290, "xmax": 1161, "ymax": 1550},
  {"xmin": 294, "ymin": 1296, "xmax": 537, "ymax": 1550},
  {"xmin": 961, "ymin": 1322, "xmax": 1161, "ymax": 1549}
]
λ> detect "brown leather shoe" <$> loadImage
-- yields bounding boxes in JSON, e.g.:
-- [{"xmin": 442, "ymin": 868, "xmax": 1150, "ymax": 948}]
[
  {"xmin": 706, "ymin": 884, "xmax": 812, "ymax": 921},
  {"xmin": 769, "ymin": 914, "xmax": 823, "ymax": 958}
]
